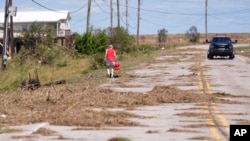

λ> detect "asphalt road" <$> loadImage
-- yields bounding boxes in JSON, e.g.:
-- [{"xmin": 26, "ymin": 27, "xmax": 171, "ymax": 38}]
[{"xmin": 1, "ymin": 44, "xmax": 250, "ymax": 141}]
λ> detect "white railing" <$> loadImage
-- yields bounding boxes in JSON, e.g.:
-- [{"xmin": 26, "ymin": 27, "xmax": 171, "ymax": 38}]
[
  {"xmin": 57, "ymin": 29, "xmax": 70, "ymax": 37},
  {"xmin": 0, "ymin": 30, "xmax": 71, "ymax": 39}
]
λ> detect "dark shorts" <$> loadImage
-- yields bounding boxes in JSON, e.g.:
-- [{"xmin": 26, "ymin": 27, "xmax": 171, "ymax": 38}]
[{"xmin": 106, "ymin": 61, "xmax": 114, "ymax": 68}]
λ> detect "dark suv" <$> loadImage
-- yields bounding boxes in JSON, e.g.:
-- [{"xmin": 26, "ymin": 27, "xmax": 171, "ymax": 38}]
[{"xmin": 207, "ymin": 35, "xmax": 237, "ymax": 59}]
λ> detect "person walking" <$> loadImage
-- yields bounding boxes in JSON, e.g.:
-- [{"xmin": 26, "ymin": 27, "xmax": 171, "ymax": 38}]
[{"xmin": 105, "ymin": 45, "xmax": 116, "ymax": 78}]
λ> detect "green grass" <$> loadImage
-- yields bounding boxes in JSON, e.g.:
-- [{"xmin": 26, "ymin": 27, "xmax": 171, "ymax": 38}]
[
  {"xmin": 235, "ymin": 46, "xmax": 250, "ymax": 58},
  {"xmin": 108, "ymin": 137, "xmax": 131, "ymax": 141},
  {"xmin": 0, "ymin": 48, "xmax": 160, "ymax": 92},
  {"xmin": 0, "ymin": 44, "xmax": 205, "ymax": 92},
  {"xmin": 0, "ymin": 55, "xmax": 90, "ymax": 91}
]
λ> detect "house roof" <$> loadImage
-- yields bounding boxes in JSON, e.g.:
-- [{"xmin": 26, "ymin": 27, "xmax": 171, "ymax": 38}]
[{"xmin": 0, "ymin": 11, "xmax": 71, "ymax": 23}]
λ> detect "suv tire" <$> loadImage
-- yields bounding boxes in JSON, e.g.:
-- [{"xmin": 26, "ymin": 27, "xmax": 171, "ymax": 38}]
[
  {"xmin": 229, "ymin": 54, "xmax": 234, "ymax": 59},
  {"xmin": 208, "ymin": 54, "xmax": 213, "ymax": 60}
]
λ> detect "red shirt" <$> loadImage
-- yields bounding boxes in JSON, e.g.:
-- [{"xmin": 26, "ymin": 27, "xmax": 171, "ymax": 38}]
[{"xmin": 106, "ymin": 48, "xmax": 116, "ymax": 61}]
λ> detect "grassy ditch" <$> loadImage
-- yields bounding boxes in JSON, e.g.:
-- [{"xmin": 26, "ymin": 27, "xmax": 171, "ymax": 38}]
[
  {"xmin": 235, "ymin": 45, "xmax": 250, "ymax": 59},
  {"xmin": 0, "ymin": 47, "xmax": 158, "ymax": 92}
]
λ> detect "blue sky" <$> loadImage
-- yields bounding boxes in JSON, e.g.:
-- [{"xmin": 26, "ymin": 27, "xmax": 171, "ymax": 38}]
[{"xmin": 1, "ymin": 0, "xmax": 250, "ymax": 35}]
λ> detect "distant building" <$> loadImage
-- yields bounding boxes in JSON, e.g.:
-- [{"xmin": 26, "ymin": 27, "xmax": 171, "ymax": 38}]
[{"xmin": 0, "ymin": 10, "xmax": 71, "ymax": 47}]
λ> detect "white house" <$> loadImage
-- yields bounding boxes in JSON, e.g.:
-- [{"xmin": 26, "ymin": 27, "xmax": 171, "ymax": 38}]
[{"xmin": 0, "ymin": 10, "xmax": 71, "ymax": 46}]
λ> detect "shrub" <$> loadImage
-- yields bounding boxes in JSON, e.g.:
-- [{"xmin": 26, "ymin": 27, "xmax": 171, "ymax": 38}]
[
  {"xmin": 90, "ymin": 53, "xmax": 105, "ymax": 70},
  {"xmin": 186, "ymin": 25, "xmax": 200, "ymax": 43},
  {"xmin": 138, "ymin": 44, "xmax": 155, "ymax": 54},
  {"xmin": 17, "ymin": 22, "xmax": 61, "ymax": 65},
  {"xmin": 108, "ymin": 27, "xmax": 134, "ymax": 54},
  {"xmin": 74, "ymin": 30, "xmax": 107, "ymax": 55}
]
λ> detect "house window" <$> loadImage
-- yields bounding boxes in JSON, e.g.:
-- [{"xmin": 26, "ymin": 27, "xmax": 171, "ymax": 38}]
[
  {"xmin": 22, "ymin": 24, "xmax": 28, "ymax": 30},
  {"xmin": 54, "ymin": 23, "xmax": 57, "ymax": 29}
]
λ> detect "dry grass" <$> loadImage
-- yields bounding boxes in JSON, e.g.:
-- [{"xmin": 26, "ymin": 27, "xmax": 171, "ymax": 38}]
[
  {"xmin": 108, "ymin": 137, "xmax": 131, "ymax": 141},
  {"xmin": 235, "ymin": 46, "xmax": 250, "ymax": 59},
  {"xmin": 0, "ymin": 45, "xmax": 242, "ymax": 129},
  {"xmin": 138, "ymin": 33, "xmax": 250, "ymax": 47},
  {"xmin": 32, "ymin": 127, "xmax": 57, "ymax": 136},
  {"xmin": 0, "ymin": 127, "xmax": 22, "ymax": 134},
  {"xmin": 233, "ymin": 119, "xmax": 250, "ymax": 124},
  {"xmin": 39, "ymin": 57, "xmax": 90, "ymax": 85},
  {"xmin": 0, "ymin": 81, "xmax": 233, "ymax": 128}
]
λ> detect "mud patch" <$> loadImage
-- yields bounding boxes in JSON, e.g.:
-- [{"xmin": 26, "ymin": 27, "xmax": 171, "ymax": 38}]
[
  {"xmin": 189, "ymin": 136, "xmax": 213, "ymax": 140},
  {"xmin": 183, "ymin": 124, "xmax": 224, "ymax": 128},
  {"xmin": 176, "ymin": 107, "xmax": 207, "ymax": 111},
  {"xmin": 108, "ymin": 137, "xmax": 131, "ymax": 141},
  {"xmin": 232, "ymin": 119, "xmax": 250, "ymax": 124},
  {"xmin": 179, "ymin": 120, "xmax": 204, "ymax": 123},
  {"xmin": 214, "ymin": 92, "xmax": 250, "ymax": 98},
  {"xmin": 224, "ymin": 112, "xmax": 248, "ymax": 115},
  {"xmin": 146, "ymin": 130, "xmax": 160, "ymax": 134},
  {"xmin": 12, "ymin": 135, "xmax": 37, "ymax": 140},
  {"xmin": 216, "ymin": 98, "xmax": 245, "ymax": 104},
  {"xmin": 72, "ymin": 127, "xmax": 119, "ymax": 130},
  {"xmin": 168, "ymin": 128, "xmax": 199, "ymax": 133},
  {"xmin": 176, "ymin": 112, "xmax": 209, "ymax": 118}
]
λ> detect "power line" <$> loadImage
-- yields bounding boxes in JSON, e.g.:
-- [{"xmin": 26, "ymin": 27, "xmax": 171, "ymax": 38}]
[
  {"xmin": 140, "ymin": 15, "xmax": 205, "ymax": 30},
  {"xmin": 112, "ymin": 10, "xmax": 133, "ymax": 29},
  {"xmin": 28, "ymin": 0, "xmax": 250, "ymax": 19},
  {"xmin": 100, "ymin": 1, "xmax": 206, "ymax": 32},
  {"xmin": 31, "ymin": 0, "xmax": 88, "ymax": 14},
  {"xmin": 110, "ymin": 1, "xmax": 250, "ymax": 17},
  {"xmin": 141, "ymin": 18, "xmax": 182, "ymax": 28},
  {"xmin": 93, "ymin": 0, "xmax": 109, "ymax": 14},
  {"xmin": 110, "ymin": 1, "xmax": 203, "ymax": 16},
  {"xmin": 31, "ymin": 0, "xmax": 64, "ymax": 13},
  {"xmin": 208, "ymin": 9, "xmax": 250, "ymax": 16},
  {"xmin": 70, "ymin": 17, "xmax": 86, "ymax": 26},
  {"xmin": 29, "ymin": 0, "xmax": 250, "ymax": 34},
  {"xmin": 69, "ymin": 3, "xmax": 88, "ymax": 14},
  {"xmin": 208, "ymin": 15, "xmax": 250, "ymax": 25},
  {"xmin": 141, "ymin": 18, "xmax": 171, "ymax": 28}
]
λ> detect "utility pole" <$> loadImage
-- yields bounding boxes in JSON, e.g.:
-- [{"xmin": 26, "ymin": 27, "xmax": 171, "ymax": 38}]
[
  {"xmin": 126, "ymin": 0, "xmax": 128, "ymax": 32},
  {"xmin": 110, "ymin": 0, "xmax": 113, "ymax": 30},
  {"xmin": 137, "ymin": 0, "xmax": 141, "ymax": 46},
  {"xmin": 205, "ymin": 0, "xmax": 208, "ymax": 41},
  {"xmin": 117, "ymin": 0, "xmax": 120, "ymax": 28},
  {"xmin": 86, "ymin": 0, "xmax": 91, "ymax": 33},
  {"xmin": 9, "ymin": 0, "xmax": 14, "ymax": 59},
  {"xmin": 2, "ymin": 0, "xmax": 17, "ymax": 70},
  {"xmin": 2, "ymin": 0, "xmax": 9, "ymax": 70}
]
